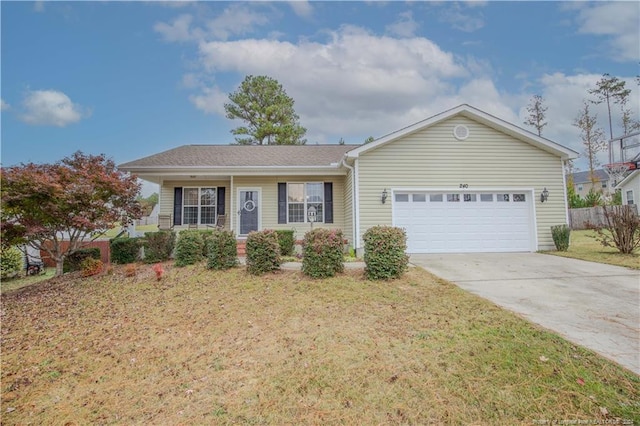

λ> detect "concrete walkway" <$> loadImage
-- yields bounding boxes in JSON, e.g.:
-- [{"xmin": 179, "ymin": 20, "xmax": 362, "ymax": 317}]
[{"xmin": 410, "ymin": 253, "xmax": 640, "ymax": 375}]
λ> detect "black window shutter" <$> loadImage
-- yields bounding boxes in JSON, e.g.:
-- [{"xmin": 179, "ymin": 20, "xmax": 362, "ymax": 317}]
[
  {"xmin": 217, "ymin": 187, "xmax": 225, "ymax": 215},
  {"xmin": 324, "ymin": 182, "xmax": 333, "ymax": 224},
  {"xmin": 173, "ymin": 187, "xmax": 183, "ymax": 226},
  {"xmin": 278, "ymin": 183, "xmax": 287, "ymax": 224}
]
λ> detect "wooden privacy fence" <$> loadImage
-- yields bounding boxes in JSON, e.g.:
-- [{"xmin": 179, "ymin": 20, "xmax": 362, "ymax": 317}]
[
  {"xmin": 40, "ymin": 240, "xmax": 111, "ymax": 267},
  {"xmin": 569, "ymin": 205, "xmax": 638, "ymax": 230}
]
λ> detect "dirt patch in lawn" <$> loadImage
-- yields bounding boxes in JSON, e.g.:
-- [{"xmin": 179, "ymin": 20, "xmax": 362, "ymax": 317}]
[{"xmin": 2, "ymin": 264, "xmax": 638, "ymax": 425}]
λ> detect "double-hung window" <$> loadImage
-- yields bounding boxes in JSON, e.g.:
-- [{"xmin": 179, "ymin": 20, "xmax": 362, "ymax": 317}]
[
  {"xmin": 183, "ymin": 187, "xmax": 216, "ymax": 225},
  {"xmin": 287, "ymin": 182, "xmax": 324, "ymax": 223}
]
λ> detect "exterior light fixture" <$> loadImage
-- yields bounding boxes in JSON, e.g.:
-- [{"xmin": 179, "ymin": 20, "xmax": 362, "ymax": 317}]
[
  {"xmin": 381, "ymin": 188, "xmax": 388, "ymax": 204},
  {"xmin": 540, "ymin": 188, "xmax": 549, "ymax": 203}
]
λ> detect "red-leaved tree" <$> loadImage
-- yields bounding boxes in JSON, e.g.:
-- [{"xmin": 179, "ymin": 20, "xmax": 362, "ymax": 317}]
[{"xmin": 1, "ymin": 151, "xmax": 142, "ymax": 276}]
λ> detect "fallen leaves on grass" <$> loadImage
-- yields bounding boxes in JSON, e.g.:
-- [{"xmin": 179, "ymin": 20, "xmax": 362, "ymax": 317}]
[{"xmin": 1, "ymin": 264, "xmax": 638, "ymax": 425}]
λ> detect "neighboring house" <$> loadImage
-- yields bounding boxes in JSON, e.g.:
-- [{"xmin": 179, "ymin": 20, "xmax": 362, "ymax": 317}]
[
  {"xmin": 569, "ymin": 169, "xmax": 615, "ymax": 197},
  {"xmin": 119, "ymin": 104, "xmax": 578, "ymax": 254},
  {"xmin": 615, "ymin": 170, "xmax": 640, "ymax": 206}
]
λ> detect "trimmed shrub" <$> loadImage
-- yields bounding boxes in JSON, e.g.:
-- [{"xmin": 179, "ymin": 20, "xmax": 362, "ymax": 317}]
[
  {"xmin": 363, "ymin": 226, "xmax": 409, "ymax": 280},
  {"xmin": 246, "ymin": 229, "xmax": 281, "ymax": 275},
  {"xmin": 80, "ymin": 257, "xmax": 104, "ymax": 277},
  {"xmin": 123, "ymin": 263, "xmax": 138, "ymax": 277},
  {"xmin": 110, "ymin": 237, "xmax": 141, "ymax": 264},
  {"xmin": 302, "ymin": 228, "xmax": 344, "ymax": 278},
  {"xmin": 175, "ymin": 230, "xmax": 205, "ymax": 267},
  {"xmin": 551, "ymin": 224, "xmax": 571, "ymax": 252},
  {"xmin": 207, "ymin": 230, "xmax": 238, "ymax": 270},
  {"xmin": 275, "ymin": 230, "xmax": 295, "ymax": 256},
  {"xmin": 198, "ymin": 230, "xmax": 215, "ymax": 256},
  {"xmin": 143, "ymin": 231, "xmax": 175, "ymax": 264},
  {"xmin": 1, "ymin": 246, "xmax": 24, "ymax": 279},
  {"xmin": 64, "ymin": 248, "xmax": 101, "ymax": 273}
]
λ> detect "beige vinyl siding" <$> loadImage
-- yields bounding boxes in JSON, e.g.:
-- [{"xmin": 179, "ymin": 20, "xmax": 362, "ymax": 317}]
[
  {"xmin": 619, "ymin": 172, "xmax": 640, "ymax": 205},
  {"xmin": 357, "ymin": 116, "xmax": 567, "ymax": 251},
  {"xmin": 160, "ymin": 180, "xmax": 231, "ymax": 231},
  {"xmin": 233, "ymin": 175, "xmax": 347, "ymax": 242}
]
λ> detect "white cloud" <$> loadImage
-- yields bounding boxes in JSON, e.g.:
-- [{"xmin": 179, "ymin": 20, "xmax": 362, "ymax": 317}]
[
  {"xmin": 20, "ymin": 90, "xmax": 88, "ymax": 127},
  {"xmin": 154, "ymin": 4, "xmax": 271, "ymax": 42},
  {"xmin": 439, "ymin": 3, "xmax": 485, "ymax": 32},
  {"xmin": 205, "ymin": 4, "xmax": 270, "ymax": 41},
  {"xmin": 1, "ymin": 99, "xmax": 10, "ymax": 111},
  {"xmin": 154, "ymin": 14, "xmax": 200, "ymax": 42},
  {"xmin": 574, "ymin": 2, "xmax": 640, "ymax": 62},
  {"xmin": 289, "ymin": 1, "xmax": 313, "ymax": 18},
  {"xmin": 386, "ymin": 11, "xmax": 419, "ymax": 38},
  {"xmin": 33, "ymin": 1, "xmax": 45, "ymax": 13},
  {"xmin": 188, "ymin": 85, "xmax": 227, "ymax": 115}
]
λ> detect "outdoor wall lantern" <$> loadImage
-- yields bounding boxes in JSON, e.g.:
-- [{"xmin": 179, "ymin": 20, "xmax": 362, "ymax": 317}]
[
  {"xmin": 540, "ymin": 187, "xmax": 549, "ymax": 203},
  {"xmin": 381, "ymin": 188, "xmax": 388, "ymax": 204}
]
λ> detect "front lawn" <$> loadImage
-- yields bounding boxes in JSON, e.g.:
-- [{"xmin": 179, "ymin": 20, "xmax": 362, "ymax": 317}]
[
  {"xmin": 102, "ymin": 223, "xmax": 159, "ymax": 239},
  {"xmin": 0, "ymin": 268, "xmax": 55, "ymax": 295},
  {"xmin": 1, "ymin": 265, "xmax": 638, "ymax": 425},
  {"xmin": 544, "ymin": 229, "xmax": 639, "ymax": 269}
]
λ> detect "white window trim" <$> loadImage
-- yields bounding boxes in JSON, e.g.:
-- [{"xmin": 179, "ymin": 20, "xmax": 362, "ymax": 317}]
[
  {"xmin": 626, "ymin": 190, "xmax": 634, "ymax": 205},
  {"xmin": 286, "ymin": 182, "xmax": 325, "ymax": 224},
  {"xmin": 183, "ymin": 186, "xmax": 217, "ymax": 226}
]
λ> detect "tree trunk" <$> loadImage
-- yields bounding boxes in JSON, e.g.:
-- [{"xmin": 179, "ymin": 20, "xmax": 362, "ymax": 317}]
[{"xmin": 55, "ymin": 258, "xmax": 64, "ymax": 277}]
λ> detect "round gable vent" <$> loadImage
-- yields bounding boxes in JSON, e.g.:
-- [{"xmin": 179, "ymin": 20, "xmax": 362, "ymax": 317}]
[{"xmin": 453, "ymin": 124, "xmax": 470, "ymax": 141}]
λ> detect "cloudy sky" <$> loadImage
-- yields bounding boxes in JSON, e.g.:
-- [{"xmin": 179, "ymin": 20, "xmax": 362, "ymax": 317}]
[{"xmin": 1, "ymin": 1, "xmax": 639, "ymax": 194}]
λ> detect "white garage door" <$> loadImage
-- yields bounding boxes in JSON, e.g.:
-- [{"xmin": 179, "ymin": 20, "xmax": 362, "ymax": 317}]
[{"xmin": 393, "ymin": 191, "xmax": 534, "ymax": 253}]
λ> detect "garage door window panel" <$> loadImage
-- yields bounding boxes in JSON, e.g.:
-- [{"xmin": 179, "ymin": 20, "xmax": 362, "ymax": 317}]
[{"xmin": 395, "ymin": 190, "xmax": 533, "ymax": 253}]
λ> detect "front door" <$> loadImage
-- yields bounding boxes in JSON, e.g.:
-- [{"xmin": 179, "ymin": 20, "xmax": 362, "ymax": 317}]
[{"xmin": 238, "ymin": 189, "xmax": 259, "ymax": 235}]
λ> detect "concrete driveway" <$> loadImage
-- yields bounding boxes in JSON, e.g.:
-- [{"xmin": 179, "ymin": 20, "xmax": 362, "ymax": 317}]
[{"xmin": 410, "ymin": 253, "xmax": 640, "ymax": 375}]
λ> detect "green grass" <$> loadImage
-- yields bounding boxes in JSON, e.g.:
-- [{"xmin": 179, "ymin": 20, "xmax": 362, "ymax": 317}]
[
  {"xmin": 101, "ymin": 223, "xmax": 160, "ymax": 239},
  {"xmin": 544, "ymin": 229, "xmax": 639, "ymax": 269},
  {"xmin": 1, "ymin": 264, "xmax": 638, "ymax": 425},
  {"xmin": 1, "ymin": 268, "xmax": 55, "ymax": 295}
]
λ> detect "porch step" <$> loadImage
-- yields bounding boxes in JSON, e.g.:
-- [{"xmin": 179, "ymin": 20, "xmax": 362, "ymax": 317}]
[{"xmin": 237, "ymin": 242, "xmax": 246, "ymax": 256}]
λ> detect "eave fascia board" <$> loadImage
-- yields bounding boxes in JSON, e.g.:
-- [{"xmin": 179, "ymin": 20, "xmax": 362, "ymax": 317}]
[
  {"xmin": 615, "ymin": 170, "xmax": 638, "ymax": 189},
  {"xmin": 127, "ymin": 165, "xmax": 347, "ymax": 177}
]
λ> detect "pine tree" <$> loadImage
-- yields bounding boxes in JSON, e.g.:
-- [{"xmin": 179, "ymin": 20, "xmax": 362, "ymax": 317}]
[
  {"xmin": 224, "ymin": 75, "xmax": 307, "ymax": 145},
  {"xmin": 574, "ymin": 102, "xmax": 606, "ymax": 186},
  {"xmin": 589, "ymin": 73, "xmax": 630, "ymax": 140},
  {"xmin": 524, "ymin": 94, "xmax": 548, "ymax": 136}
]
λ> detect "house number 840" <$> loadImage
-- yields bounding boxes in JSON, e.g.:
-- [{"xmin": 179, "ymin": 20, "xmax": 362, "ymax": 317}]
[{"xmin": 459, "ymin": 184, "xmax": 469, "ymax": 188}]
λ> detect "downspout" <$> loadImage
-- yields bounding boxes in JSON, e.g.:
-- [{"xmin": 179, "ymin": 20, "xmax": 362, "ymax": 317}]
[
  {"xmin": 340, "ymin": 158, "xmax": 359, "ymax": 251},
  {"xmin": 562, "ymin": 159, "xmax": 570, "ymax": 226},
  {"xmin": 230, "ymin": 175, "xmax": 234, "ymax": 234}
]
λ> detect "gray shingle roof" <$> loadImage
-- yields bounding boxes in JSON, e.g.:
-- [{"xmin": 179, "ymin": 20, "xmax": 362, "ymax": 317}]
[
  {"xmin": 570, "ymin": 169, "xmax": 610, "ymax": 184},
  {"xmin": 119, "ymin": 144, "xmax": 360, "ymax": 169}
]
